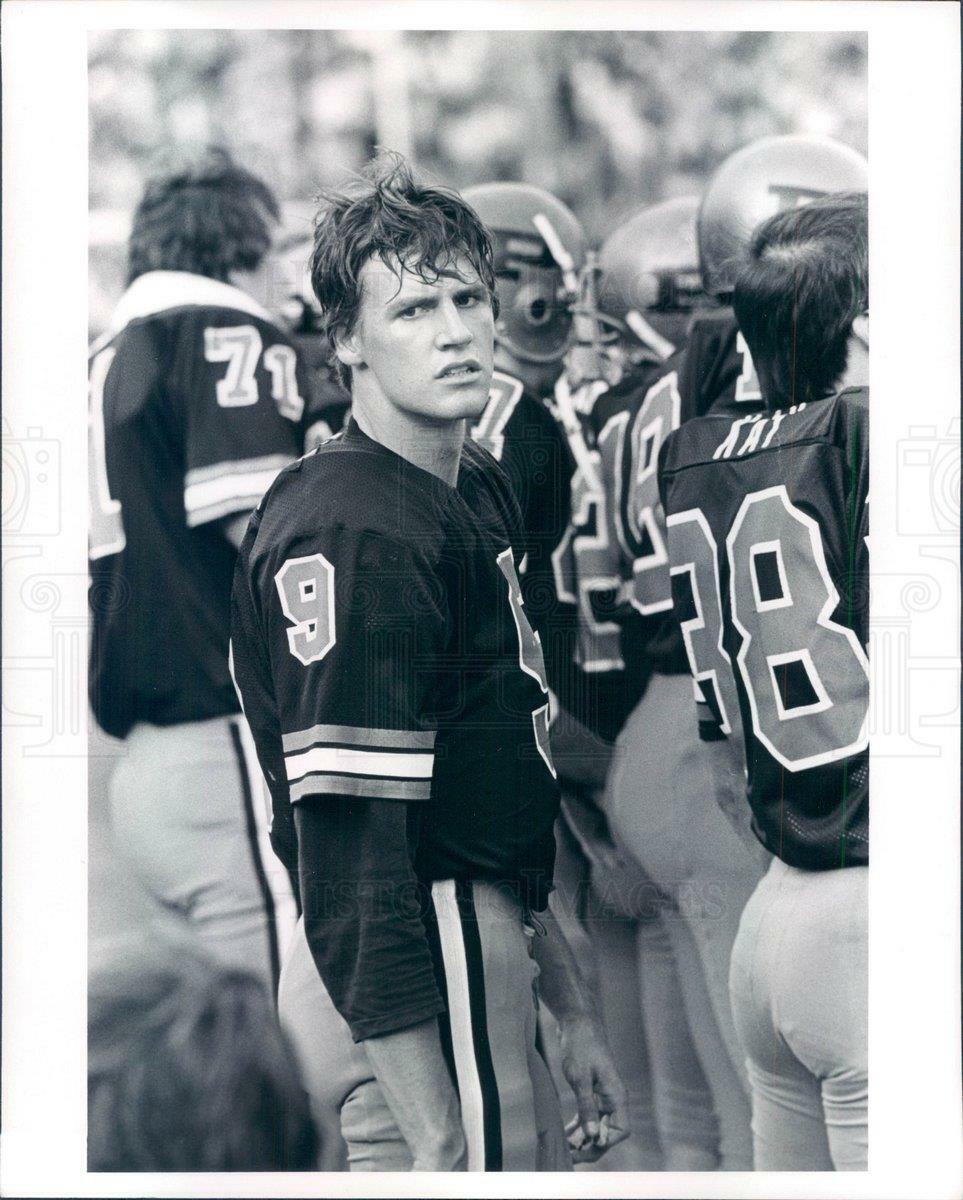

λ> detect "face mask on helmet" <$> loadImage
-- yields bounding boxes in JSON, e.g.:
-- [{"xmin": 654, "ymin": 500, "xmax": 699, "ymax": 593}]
[
  {"xmin": 594, "ymin": 196, "xmax": 705, "ymax": 375},
  {"xmin": 463, "ymin": 182, "xmax": 587, "ymax": 368},
  {"xmin": 493, "ymin": 257, "xmax": 574, "ymax": 364},
  {"xmin": 565, "ymin": 256, "xmax": 623, "ymax": 389}
]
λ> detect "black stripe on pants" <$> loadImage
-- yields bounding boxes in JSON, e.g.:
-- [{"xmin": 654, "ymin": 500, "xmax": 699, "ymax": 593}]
[{"xmin": 229, "ymin": 719, "xmax": 281, "ymax": 994}]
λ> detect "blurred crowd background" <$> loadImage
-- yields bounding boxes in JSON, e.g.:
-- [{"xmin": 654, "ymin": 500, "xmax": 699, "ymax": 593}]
[{"xmin": 89, "ymin": 28, "xmax": 867, "ymax": 334}]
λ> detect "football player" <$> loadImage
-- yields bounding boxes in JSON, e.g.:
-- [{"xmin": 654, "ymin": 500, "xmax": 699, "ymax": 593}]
[
  {"xmin": 262, "ymin": 188, "xmax": 632, "ymax": 1166},
  {"xmin": 595, "ymin": 195, "xmax": 704, "ymax": 388},
  {"xmin": 574, "ymin": 194, "xmax": 767, "ymax": 1170},
  {"xmin": 462, "ymin": 182, "xmax": 645, "ymax": 1168},
  {"xmin": 691, "ymin": 133, "xmax": 869, "ymax": 418},
  {"xmin": 459, "ymin": 184, "xmax": 586, "ymax": 709},
  {"xmin": 88, "ymin": 147, "xmax": 307, "ymax": 997},
  {"xmin": 659, "ymin": 190, "xmax": 869, "ymax": 1170},
  {"xmin": 552, "ymin": 198, "xmax": 747, "ymax": 1170},
  {"xmin": 230, "ymin": 155, "xmax": 627, "ymax": 1172},
  {"xmin": 589, "ymin": 141, "xmax": 867, "ymax": 1168}
]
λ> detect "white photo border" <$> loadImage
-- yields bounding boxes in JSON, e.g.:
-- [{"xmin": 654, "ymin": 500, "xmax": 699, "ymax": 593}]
[{"xmin": 2, "ymin": 2, "xmax": 960, "ymax": 1197}]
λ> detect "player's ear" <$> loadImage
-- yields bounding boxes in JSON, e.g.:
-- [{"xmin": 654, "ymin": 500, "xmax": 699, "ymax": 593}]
[
  {"xmin": 841, "ymin": 313, "xmax": 870, "ymax": 390},
  {"xmin": 334, "ymin": 329, "xmax": 365, "ymax": 371}
]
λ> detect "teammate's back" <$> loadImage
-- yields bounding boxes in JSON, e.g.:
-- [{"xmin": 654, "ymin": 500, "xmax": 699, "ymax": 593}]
[
  {"xmin": 89, "ymin": 276, "xmax": 309, "ymax": 737},
  {"xmin": 660, "ymin": 187, "xmax": 871, "ymax": 1172},
  {"xmin": 88, "ymin": 146, "xmax": 307, "ymax": 1008},
  {"xmin": 660, "ymin": 387, "xmax": 869, "ymax": 868}
]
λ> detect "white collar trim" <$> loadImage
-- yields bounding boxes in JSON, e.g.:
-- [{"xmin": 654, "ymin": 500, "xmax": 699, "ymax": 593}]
[{"xmin": 105, "ymin": 271, "xmax": 273, "ymax": 336}]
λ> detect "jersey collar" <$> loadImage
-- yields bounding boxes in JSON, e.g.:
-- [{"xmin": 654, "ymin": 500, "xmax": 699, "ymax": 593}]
[
  {"xmin": 101, "ymin": 271, "xmax": 273, "ymax": 340},
  {"xmin": 343, "ymin": 415, "xmax": 474, "ymax": 495}
]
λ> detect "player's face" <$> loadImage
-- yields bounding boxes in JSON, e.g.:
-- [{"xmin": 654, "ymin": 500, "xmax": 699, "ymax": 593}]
[{"xmin": 341, "ymin": 253, "xmax": 495, "ymax": 422}]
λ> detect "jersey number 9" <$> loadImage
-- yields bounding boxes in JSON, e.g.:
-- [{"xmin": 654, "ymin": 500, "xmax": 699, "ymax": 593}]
[{"xmin": 274, "ymin": 554, "xmax": 336, "ymax": 665}]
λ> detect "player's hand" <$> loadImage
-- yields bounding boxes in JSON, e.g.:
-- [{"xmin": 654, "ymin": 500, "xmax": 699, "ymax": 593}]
[{"xmin": 557, "ymin": 1013, "xmax": 630, "ymax": 1162}]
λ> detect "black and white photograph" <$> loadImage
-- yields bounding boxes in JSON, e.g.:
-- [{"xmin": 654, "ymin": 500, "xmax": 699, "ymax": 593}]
[{"xmin": 2, "ymin": 3, "xmax": 960, "ymax": 1197}]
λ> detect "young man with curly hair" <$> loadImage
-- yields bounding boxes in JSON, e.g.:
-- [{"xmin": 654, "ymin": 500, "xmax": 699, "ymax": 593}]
[{"xmin": 230, "ymin": 154, "xmax": 627, "ymax": 1172}]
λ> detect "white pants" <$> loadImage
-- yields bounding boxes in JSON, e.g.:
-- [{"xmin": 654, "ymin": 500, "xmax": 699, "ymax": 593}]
[
  {"xmin": 107, "ymin": 714, "xmax": 298, "ymax": 998},
  {"xmin": 279, "ymin": 882, "xmax": 571, "ymax": 1172},
  {"xmin": 604, "ymin": 673, "xmax": 767, "ymax": 1169},
  {"xmin": 551, "ymin": 796, "xmax": 720, "ymax": 1170},
  {"xmin": 729, "ymin": 858, "xmax": 868, "ymax": 1170}
]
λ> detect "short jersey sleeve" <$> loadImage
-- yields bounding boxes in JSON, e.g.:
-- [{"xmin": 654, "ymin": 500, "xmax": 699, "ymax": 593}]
[
  {"xmin": 258, "ymin": 524, "xmax": 447, "ymax": 806},
  {"xmin": 179, "ymin": 309, "xmax": 310, "ymax": 527}
]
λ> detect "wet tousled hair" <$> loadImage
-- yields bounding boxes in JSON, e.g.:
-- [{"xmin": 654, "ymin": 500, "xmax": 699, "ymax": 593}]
[
  {"xmin": 88, "ymin": 946, "xmax": 319, "ymax": 1171},
  {"xmin": 127, "ymin": 146, "xmax": 280, "ymax": 285},
  {"xmin": 732, "ymin": 191, "xmax": 868, "ymax": 409},
  {"xmin": 310, "ymin": 152, "xmax": 499, "ymax": 388}
]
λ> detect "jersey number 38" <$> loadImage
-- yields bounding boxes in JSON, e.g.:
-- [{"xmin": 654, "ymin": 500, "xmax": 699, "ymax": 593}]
[{"xmin": 667, "ymin": 485, "xmax": 868, "ymax": 772}]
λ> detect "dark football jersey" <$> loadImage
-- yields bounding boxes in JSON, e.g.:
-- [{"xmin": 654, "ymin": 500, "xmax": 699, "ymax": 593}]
[
  {"xmin": 269, "ymin": 365, "xmax": 620, "ymax": 741},
  {"xmin": 548, "ymin": 373, "xmax": 652, "ymax": 741},
  {"xmin": 469, "ymin": 371, "xmax": 592, "ymax": 717},
  {"xmin": 470, "ymin": 370, "xmax": 570, "ymax": 601},
  {"xmin": 88, "ymin": 271, "xmax": 310, "ymax": 739},
  {"xmin": 679, "ymin": 306, "xmax": 763, "ymax": 418},
  {"xmin": 230, "ymin": 416, "xmax": 560, "ymax": 909},
  {"xmin": 659, "ymin": 388, "xmax": 869, "ymax": 870},
  {"xmin": 588, "ymin": 311, "xmax": 766, "ymax": 678}
]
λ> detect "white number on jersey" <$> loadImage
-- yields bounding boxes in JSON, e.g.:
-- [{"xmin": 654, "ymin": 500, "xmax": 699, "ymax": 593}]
[
  {"xmin": 275, "ymin": 554, "xmax": 337, "ymax": 666},
  {"xmin": 205, "ymin": 326, "xmax": 305, "ymax": 418},
  {"xmin": 625, "ymin": 371, "xmax": 681, "ymax": 615},
  {"xmin": 204, "ymin": 325, "xmax": 263, "ymax": 407},
  {"xmin": 734, "ymin": 332, "xmax": 762, "ymax": 404},
  {"xmin": 667, "ymin": 508, "xmax": 740, "ymax": 736},
  {"xmin": 497, "ymin": 548, "xmax": 557, "ymax": 778},
  {"xmin": 471, "ymin": 372, "xmax": 524, "ymax": 461},
  {"xmin": 552, "ymin": 420, "xmax": 625, "ymax": 672},
  {"xmin": 727, "ymin": 486, "xmax": 869, "ymax": 771},
  {"xmin": 263, "ymin": 343, "xmax": 306, "ymax": 422},
  {"xmin": 665, "ymin": 488, "xmax": 869, "ymax": 772}
]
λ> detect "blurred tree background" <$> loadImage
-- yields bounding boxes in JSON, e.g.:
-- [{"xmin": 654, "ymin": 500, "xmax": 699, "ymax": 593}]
[{"xmin": 88, "ymin": 28, "xmax": 866, "ymax": 332}]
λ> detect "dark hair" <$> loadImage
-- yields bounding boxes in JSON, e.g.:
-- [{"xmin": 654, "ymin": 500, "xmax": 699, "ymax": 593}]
[
  {"xmin": 732, "ymin": 191, "xmax": 868, "ymax": 408},
  {"xmin": 127, "ymin": 146, "xmax": 280, "ymax": 285},
  {"xmin": 310, "ymin": 152, "xmax": 498, "ymax": 388},
  {"xmin": 88, "ymin": 947, "xmax": 318, "ymax": 1171}
]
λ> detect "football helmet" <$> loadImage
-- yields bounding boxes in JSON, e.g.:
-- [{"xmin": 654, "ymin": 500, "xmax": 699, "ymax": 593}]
[
  {"xmin": 596, "ymin": 196, "xmax": 704, "ymax": 362},
  {"xmin": 463, "ymin": 182, "xmax": 587, "ymax": 365},
  {"xmin": 698, "ymin": 134, "xmax": 868, "ymax": 298}
]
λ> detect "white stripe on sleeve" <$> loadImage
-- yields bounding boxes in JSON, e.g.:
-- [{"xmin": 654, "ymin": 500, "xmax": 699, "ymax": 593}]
[
  {"xmin": 183, "ymin": 459, "xmax": 293, "ymax": 524},
  {"xmin": 284, "ymin": 745, "xmax": 435, "ymax": 784}
]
